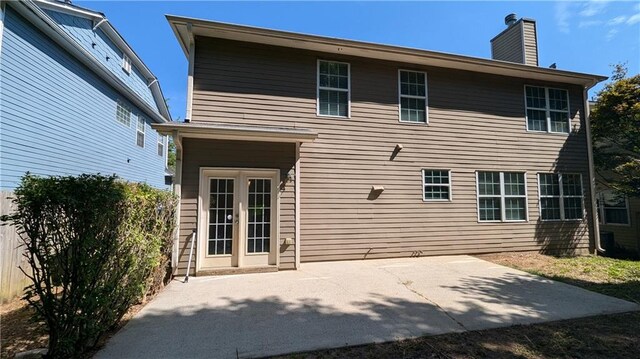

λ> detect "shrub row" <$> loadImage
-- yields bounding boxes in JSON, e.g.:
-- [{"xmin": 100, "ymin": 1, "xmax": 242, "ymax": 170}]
[{"xmin": 1, "ymin": 174, "xmax": 177, "ymax": 358}]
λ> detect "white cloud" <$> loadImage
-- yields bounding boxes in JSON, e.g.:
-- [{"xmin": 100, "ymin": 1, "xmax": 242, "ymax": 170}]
[
  {"xmin": 628, "ymin": 13, "xmax": 640, "ymax": 25},
  {"xmin": 579, "ymin": 20, "xmax": 603, "ymax": 28},
  {"xmin": 555, "ymin": 1, "xmax": 571, "ymax": 33},
  {"xmin": 608, "ymin": 16, "xmax": 626, "ymax": 26},
  {"xmin": 580, "ymin": 0, "xmax": 609, "ymax": 17},
  {"xmin": 606, "ymin": 28, "xmax": 619, "ymax": 41}
]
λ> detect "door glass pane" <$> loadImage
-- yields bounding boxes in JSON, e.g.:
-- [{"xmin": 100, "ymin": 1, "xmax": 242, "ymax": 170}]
[
  {"xmin": 247, "ymin": 179, "xmax": 271, "ymax": 253},
  {"xmin": 208, "ymin": 178, "xmax": 233, "ymax": 255}
]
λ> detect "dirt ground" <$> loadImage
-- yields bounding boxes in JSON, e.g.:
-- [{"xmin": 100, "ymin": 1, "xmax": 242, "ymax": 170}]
[
  {"xmin": 0, "ymin": 299, "xmax": 144, "ymax": 359},
  {"xmin": 0, "ymin": 300, "xmax": 47, "ymax": 359}
]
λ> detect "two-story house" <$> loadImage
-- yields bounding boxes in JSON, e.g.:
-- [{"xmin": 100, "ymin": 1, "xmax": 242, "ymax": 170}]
[
  {"xmin": 154, "ymin": 14, "xmax": 606, "ymax": 276},
  {"xmin": 0, "ymin": 0, "xmax": 171, "ymax": 192},
  {"xmin": 0, "ymin": 0, "xmax": 172, "ymax": 301}
]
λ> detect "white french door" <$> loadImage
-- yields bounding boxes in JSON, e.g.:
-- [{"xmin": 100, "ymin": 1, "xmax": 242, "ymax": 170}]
[{"xmin": 198, "ymin": 168, "xmax": 279, "ymax": 270}]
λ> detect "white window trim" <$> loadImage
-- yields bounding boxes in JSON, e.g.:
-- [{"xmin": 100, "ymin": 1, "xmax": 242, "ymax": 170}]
[
  {"xmin": 122, "ymin": 54, "xmax": 132, "ymax": 74},
  {"xmin": 316, "ymin": 59, "xmax": 351, "ymax": 118},
  {"xmin": 537, "ymin": 173, "xmax": 585, "ymax": 221},
  {"xmin": 422, "ymin": 169, "xmax": 452, "ymax": 202},
  {"xmin": 165, "ymin": 136, "xmax": 170, "ymax": 169},
  {"xmin": 476, "ymin": 171, "xmax": 529, "ymax": 223},
  {"xmin": 136, "ymin": 116, "xmax": 145, "ymax": 148},
  {"xmin": 597, "ymin": 190, "xmax": 631, "ymax": 226},
  {"xmin": 524, "ymin": 85, "xmax": 571, "ymax": 135},
  {"xmin": 116, "ymin": 101, "xmax": 131, "ymax": 127},
  {"xmin": 398, "ymin": 69, "xmax": 429, "ymax": 125},
  {"xmin": 157, "ymin": 134, "xmax": 165, "ymax": 157}
]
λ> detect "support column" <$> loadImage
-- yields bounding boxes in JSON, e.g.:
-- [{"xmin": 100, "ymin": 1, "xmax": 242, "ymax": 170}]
[{"xmin": 295, "ymin": 142, "xmax": 301, "ymax": 269}]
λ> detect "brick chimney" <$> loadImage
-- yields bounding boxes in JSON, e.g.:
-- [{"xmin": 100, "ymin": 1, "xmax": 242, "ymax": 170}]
[{"xmin": 491, "ymin": 14, "xmax": 538, "ymax": 66}]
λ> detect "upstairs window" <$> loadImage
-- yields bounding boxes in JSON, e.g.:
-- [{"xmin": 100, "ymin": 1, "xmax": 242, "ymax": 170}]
[
  {"xmin": 157, "ymin": 134, "xmax": 165, "ymax": 157},
  {"xmin": 538, "ymin": 173, "xmax": 583, "ymax": 220},
  {"xmin": 597, "ymin": 190, "xmax": 629, "ymax": 225},
  {"xmin": 399, "ymin": 70, "xmax": 428, "ymax": 123},
  {"xmin": 317, "ymin": 60, "xmax": 349, "ymax": 117},
  {"xmin": 116, "ymin": 101, "xmax": 131, "ymax": 126},
  {"xmin": 525, "ymin": 86, "xmax": 570, "ymax": 133},
  {"xmin": 422, "ymin": 169, "xmax": 451, "ymax": 201},
  {"xmin": 122, "ymin": 54, "xmax": 132, "ymax": 74},
  {"xmin": 477, "ymin": 171, "xmax": 527, "ymax": 222},
  {"xmin": 136, "ymin": 117, "xmax": 145, "ymax": 148}
]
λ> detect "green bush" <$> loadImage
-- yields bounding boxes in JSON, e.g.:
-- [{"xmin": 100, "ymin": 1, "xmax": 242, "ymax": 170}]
[{"xmin": 1, "ymin": 174, "xmax": 176, "ymax": 358}]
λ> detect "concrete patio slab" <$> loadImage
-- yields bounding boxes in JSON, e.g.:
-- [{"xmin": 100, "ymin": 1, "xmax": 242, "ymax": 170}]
[{"xmin": 96, "ymin": 255, "xmax": 639, "ymax": 359}]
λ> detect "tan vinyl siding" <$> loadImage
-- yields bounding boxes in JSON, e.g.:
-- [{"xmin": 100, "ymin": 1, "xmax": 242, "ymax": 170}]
[
  {"xmin": 600, "ymin": 197, "xmax": 640, "ymax": 253},
  {"xmin": 178, "ymin": 139, "xmax": 296, "ymax": 275},
  {"xmin": 191, "ymin": 37, "xmax": 594, "ymax": 263},
  {"xmin": 522, "ymin": 20, "xmax": 538, "ymax": 66},
  {"xmin": 491, "ymin": 23, "xmax": 524, "ymax": 64}
]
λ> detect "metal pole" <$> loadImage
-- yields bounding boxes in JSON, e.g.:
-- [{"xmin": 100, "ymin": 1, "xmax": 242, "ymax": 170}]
[{"xmin": 184, "ymin": 230, "xmax": 196, "ymax": 283}]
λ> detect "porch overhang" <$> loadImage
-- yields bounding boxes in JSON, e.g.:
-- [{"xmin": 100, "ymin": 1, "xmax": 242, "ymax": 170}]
[{"xmin": 151, "ymin": 122, "xmax": 318, "ymax": 143}]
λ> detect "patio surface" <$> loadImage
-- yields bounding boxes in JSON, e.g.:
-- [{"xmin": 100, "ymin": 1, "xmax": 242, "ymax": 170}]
[{"xmin": 96, "ymin": 255, "xmax": 639, "ymax": 359}]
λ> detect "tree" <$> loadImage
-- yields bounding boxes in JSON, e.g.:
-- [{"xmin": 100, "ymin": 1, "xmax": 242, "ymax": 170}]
[
  {"xmin": 590, "ymin": 65, "xmax": 640, "ymax": 197},
  {"xmin": 167, "ymin": 137, "xmax": 176, "ymax": 172},
  {"xmin": 164, "ymin": 98, "xmax": 178, "ymax": 173}
]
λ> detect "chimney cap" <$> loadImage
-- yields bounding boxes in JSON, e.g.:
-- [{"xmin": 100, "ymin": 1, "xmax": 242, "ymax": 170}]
[{"xmin": 505, "ymin": 13, "xmax": 518, "ymax": 26}]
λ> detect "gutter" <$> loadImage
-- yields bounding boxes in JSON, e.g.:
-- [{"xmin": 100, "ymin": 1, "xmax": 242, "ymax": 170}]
[
  {"xmin": 95, "ymin": 17, "xmax": 172, "ymax": 122},
  {"xmin": 166, "ymin": 15, "xmax": 607, "ymax": 88},
  {"xmin": 25, "ymin": 0, "xmax": 170, "ymax": 122},
  {"xmin": 583, "ymin": 82, "xmax": 604, "ymax": 253}
]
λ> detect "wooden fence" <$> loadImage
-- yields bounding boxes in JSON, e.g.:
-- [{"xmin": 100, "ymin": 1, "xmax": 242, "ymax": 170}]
[{"xmin": 1, "ymin": 191, "xmax": 30, "ymax": 303}]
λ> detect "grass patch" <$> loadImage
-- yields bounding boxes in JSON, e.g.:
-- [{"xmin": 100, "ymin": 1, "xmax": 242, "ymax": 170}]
[{"xmin": 480, "ymin": 253, "xmax": 640, "ymax": 304}]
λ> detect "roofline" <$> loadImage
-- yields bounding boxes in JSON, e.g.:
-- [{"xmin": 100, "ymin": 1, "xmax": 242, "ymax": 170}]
[
  {"xmin": 33, "ymin": 0, "xmax": 171, "ymax": 121},
  {"xmin": 34, "ymin": 0, "xmax": 104, "ymax": 19},
  {"xmin": 166, "ymin": 15, "xmax": 606, "ymax": 89},
  {"xmin": 151, "ymin": 122, "xmax": 318, "ymax": 143}
]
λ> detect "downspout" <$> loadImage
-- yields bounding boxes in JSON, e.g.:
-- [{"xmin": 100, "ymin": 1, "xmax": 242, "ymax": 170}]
[
  {"xmin": 92, "ymin": 17, "xmax": 170, "ymax": 122},
  {"xmin": 295, "ymin": 142, "xmax": 301, "ymax": 269},
  {"xmin": 583, "ymin": 83, "xmax": 604, "ymax": 253},
  {"xmin": 12, "ymin": 1, "xmax": 167, "ymax": 123},
  {"xmin": 92, "ymin": 17, "xmax": 107, "ymax": 31},
  {"xmin": 171, "ymin": 130, "xmax": 183, "ymax": 275}
]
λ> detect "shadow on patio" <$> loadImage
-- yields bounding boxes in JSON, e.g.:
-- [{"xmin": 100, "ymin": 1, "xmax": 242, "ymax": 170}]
[{"xmin": 96, "ymin": 258, "xmax": 638, "ymax": 358}]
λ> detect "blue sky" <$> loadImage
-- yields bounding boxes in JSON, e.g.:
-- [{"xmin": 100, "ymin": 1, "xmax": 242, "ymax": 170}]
[{"xmin": 77, "ymin": 1, "xmax": 640, "ymax": 120}]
